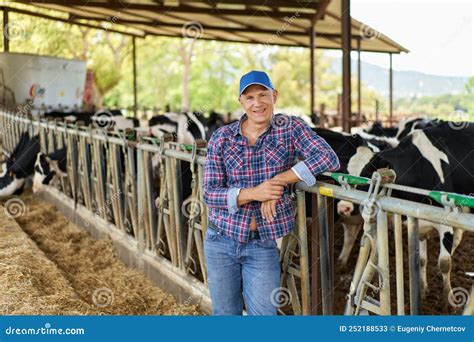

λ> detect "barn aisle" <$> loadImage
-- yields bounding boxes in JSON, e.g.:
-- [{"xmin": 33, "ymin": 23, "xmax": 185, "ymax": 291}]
[{"xmin": 0, "ymin": 191, "xmax": 199, "ymax": 316}]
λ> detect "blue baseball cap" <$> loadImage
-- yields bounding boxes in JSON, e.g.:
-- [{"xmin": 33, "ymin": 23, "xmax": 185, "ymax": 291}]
[{"xmin": 239, "ymin": 70, "xmax": 274, "ymax": 96}]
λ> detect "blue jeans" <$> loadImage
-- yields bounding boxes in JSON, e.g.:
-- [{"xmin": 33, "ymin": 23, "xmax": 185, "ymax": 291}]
[{"xmin": 204, "ymin": 226, "xmax": 281, "ymax": 315}]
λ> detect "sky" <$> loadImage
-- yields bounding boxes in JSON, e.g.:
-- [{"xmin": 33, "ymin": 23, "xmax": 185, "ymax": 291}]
[{"xmin": 330, "ymin": 0, "xmax": 474, "ymax": 77}]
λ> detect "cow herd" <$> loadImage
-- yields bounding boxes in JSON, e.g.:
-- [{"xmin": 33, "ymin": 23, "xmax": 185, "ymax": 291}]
[
  {"xmin": 311, "ymin": 117, "xmax": 473, "ymax": 300},
  {"xmin": 1, "ymin": 112, "xmax": 472, "ymax": 304}
]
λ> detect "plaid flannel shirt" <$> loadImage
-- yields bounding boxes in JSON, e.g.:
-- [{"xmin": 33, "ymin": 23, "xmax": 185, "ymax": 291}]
[{"xmin": 203, "ymin": 113, "xmax": 340, "ymax": 242}]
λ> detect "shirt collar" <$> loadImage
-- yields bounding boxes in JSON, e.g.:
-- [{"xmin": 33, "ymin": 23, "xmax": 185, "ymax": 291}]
[{"xmin": 234, "ymin": 112, "xmax": 275, "ymax": 138}]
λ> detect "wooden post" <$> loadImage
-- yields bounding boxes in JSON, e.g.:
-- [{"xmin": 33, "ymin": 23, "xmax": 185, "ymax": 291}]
[
  {"xmin": 132, "ymin": 36, "xmax": 138, "ymax": 118},
  {"xmin": 3, "ymin": 9, "xmax": 9, "ymax": 52},
  {"xmin": 341, "ymin": 0, "xmax": 352, "ymax": 133},
  {"xmin": 389, "ymin": 53, "xmax": 393, "ymax": 126},
  {"xmin": 309, "ymin": 25, "xmax": 316, "ymax": 122},
  {"xmin": 357, "ymin": 39, "xmax": 361, "ymax": 124}
]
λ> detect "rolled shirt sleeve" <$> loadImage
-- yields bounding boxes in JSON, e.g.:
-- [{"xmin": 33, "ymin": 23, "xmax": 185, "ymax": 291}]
[
  {"xmin": 227, "ymin": 187, "xmax": 242, "ymax": 214},
  {"xmin": 290, "ymin": 117, "xmax": 340, "ymax": 186}
]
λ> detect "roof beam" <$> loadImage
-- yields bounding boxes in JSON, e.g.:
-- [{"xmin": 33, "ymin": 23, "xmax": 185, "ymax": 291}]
[
  {"xmin": 310, "ymin": 0, "xmax": 330, "ymax": 25},
  {"xmin": 69, "ymin": 15, "xmax": 312, "ymax": 35},
  {"xmin": 12, "ymin": 0, "xmax": 318, "ymax": 19},
  {"xmin": 0, "ymin": 5, "xmax": 144, "ymax": 37},
  {"xmin": 166, "ymin": 0, "xmax": 321, "ymax": 8}
]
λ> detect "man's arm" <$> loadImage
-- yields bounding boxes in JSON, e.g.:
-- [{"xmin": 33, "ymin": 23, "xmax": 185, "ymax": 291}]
[
  {"xmin": 202, "ymin": 131, "xmax": 238, "ymax": 213},
  {"xmin": 203, "ymin": 132, "xmax": 285, "ymax": 214}
]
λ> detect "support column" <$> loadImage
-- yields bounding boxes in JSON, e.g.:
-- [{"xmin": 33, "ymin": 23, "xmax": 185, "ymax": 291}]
[
  {"xmin": 132, "ymin": 36, "xmax": 138, "ymax": 118},
  {"xmin": 389, "ymin": 53, "xmax": 393, "ymax": 126},
  {"xmin": 3, "ymin": 9, "xmax": 9, "ymax": 52},
  {"xmin": 357, "ymin": 39, "xmax": 361, "ymax": 124},
  {"xmin": 309, "ymin": 25, "xmax": 316, "ymax": 123},
  {"xmin": 341, "ymin": 0, "xmax": 352, "ymax": 133}
]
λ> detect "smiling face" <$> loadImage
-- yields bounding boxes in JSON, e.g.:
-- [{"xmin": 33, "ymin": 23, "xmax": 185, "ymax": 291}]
[{"xmin": 239, "ymin": 84, "xmax": 278, "ymax": 126}]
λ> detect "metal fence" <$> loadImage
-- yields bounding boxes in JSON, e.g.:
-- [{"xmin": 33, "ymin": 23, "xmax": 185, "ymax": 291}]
[{"xmin": 1, "ymin": 109, "xmax": 473, "ymax": 316}]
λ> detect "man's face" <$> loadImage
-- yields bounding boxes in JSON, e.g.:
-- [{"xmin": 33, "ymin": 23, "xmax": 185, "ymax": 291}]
[{"xmin": 239, "ymin": 84, "xmax": 278, "ymax": 125}]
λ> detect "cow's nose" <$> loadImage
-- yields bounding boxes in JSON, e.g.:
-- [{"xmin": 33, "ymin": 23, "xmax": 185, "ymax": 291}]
[{"xmin": 337, "ymin": 202, "xmax": 353, "ymax": 216}]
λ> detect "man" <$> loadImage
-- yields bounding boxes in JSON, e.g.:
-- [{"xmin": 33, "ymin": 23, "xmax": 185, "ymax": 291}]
[{"xmin": 203, "ymin": 70, "xmax": 340, "ymax": 315}]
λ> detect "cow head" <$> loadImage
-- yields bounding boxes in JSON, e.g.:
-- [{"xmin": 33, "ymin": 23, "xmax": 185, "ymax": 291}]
[{"xmin": 33, "ymin": 152, "xmax": 57, "ymax": 193}]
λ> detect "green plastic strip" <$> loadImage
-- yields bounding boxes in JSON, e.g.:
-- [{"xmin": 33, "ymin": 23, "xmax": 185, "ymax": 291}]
[
  {"xmin": 329, "ymin": 172, "xmax": 370, "ymax": 186},
  {"xmin": 429, "ymin": 191, "xmax": 474, "ymax": 208}
]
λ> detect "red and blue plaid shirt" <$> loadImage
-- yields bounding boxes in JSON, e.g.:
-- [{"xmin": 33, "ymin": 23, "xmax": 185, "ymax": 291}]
[{"xmin": 203, "ymin": 113, "xmax": 340, "ymax": 242}]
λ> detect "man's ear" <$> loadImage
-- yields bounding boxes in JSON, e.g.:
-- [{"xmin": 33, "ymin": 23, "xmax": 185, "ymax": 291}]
[
  {"xmin": 272, "ymin": 90, "xmax": 278, "ymax": 104},
  {"xmin": 238, "ymin": 95, "xmax": 245, "ymax": 107}
]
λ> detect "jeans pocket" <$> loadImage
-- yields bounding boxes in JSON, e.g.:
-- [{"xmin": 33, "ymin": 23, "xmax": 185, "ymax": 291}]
[
  {"xmin": 206, "ymin": 227, "xmax": 220, "ymax": 241},
  {"xmin": 256, "ymin": 238, "xmax": 277, "ymax": 249}
]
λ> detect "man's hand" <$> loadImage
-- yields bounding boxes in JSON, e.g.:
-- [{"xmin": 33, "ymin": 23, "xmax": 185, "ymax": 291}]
[
  {"xmin": 251, "ymin": 179, "xmax": 285, "ymax": 202},
  {"xmin": 261, "ymin": 199, "xmax": 279, "ymax": 222}
]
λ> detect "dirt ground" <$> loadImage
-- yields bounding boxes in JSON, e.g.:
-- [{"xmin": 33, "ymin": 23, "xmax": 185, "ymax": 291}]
[{"xmin": 0, "ymin": 191, "xmax": 199, "ymax": 315}]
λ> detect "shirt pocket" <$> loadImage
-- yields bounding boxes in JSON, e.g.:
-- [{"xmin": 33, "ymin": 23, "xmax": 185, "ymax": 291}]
[
  {"xmin": 224, "ymin": 144, "xmax": 244, "ymax": 170},
  {"xmin": 265, "ymin": 138, "xmax": 289, "ymax": 167}
]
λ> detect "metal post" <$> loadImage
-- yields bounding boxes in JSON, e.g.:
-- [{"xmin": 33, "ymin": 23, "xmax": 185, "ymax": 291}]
[
  {"xmin": 393, "ymin": 214, "xmax": 405, "ymax": 315},
  {"xmin": 311, "ymin": 193, "xmax": 320, "ymax": 315},
  {"xmin": 357, "ymin": 39, "xmax": 362, "ymax": 124},
  {"xmin": 296, "ymin": 189, "xmax": 311, "ymax": 315},
  {"xmin": 407, "ymin": 216, "xmax": 421, "ymax": 315},
  {"xmin": 389, "ymin": 53, "xmax": 393, "ymax": 126},
  {"xmin": 309, "ymin": 25, "xmax": 316, "ymax": 121},
  {"xmin": 3, "ymin": 9, "xmax": 9, "ymax": 52},
  {"xmin": 376, "ymin": 210, "xmax": 391, "ymax": 315},
  {"xmin": 132, "ymin": 36, "xmax": 138, "ymax": 118},
  {"xmin": 341, "ymin": 0, "xmax": 352, "ymax": 133},
  {"xmin": 317, "ymin": 193, "xmax": 332, "ymax": 315}
]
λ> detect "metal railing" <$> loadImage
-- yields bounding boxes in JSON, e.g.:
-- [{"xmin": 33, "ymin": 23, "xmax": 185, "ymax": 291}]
[{"xmin": 1, "ymin": 109, "xmax": 473, "ymax": 316}]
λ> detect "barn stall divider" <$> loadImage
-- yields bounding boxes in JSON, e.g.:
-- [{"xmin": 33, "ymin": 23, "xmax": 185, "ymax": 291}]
[{"xmin": 1, "ymin": 109, "xmax": 473, "ymax": 315}]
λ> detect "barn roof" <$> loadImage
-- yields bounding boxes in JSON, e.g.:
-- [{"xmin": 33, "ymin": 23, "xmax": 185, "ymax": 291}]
[{"xmin": 8, "ymin": 0, "xmax": 408, "ymax": 53}]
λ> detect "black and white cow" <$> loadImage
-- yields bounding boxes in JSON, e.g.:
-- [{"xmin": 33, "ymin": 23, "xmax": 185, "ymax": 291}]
[
  {"xmin": 0, "ymin": 132, "xmax": 40, "ymax": 197},
  {"xmin": 349, "ymin": 121, "xmax": 474, "ymax": 299},
  {"xmin": 143, "ymin": 112, "xmax": 206, "ymax": 144},
  {"xmin": 307, "ymin": 128, "xmax": 395, "ymax": 265},
  {"xmin": 33, "ymin": 148, "xmax": 67, "ymax": 193},
  {"xmin": 364, "ymin": 121, "xmax": 398, "ymax": 138},
  {"xmin": 395, "ymin": 117, "xmax": 440, "ymax": 140},
  {"xmin": 45, "ymin": 109, "xmax": 139, "ymax": 130}
]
